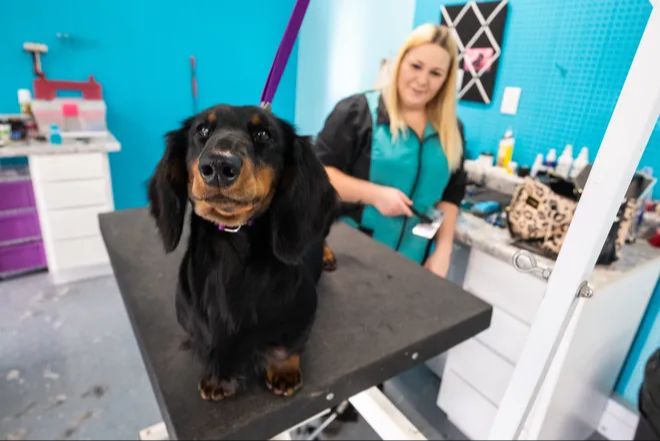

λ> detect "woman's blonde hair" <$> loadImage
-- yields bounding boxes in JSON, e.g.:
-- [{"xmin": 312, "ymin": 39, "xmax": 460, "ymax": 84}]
[{"xmin": 383, "ymin": 24, "xmax": 463, "ymax": 170}]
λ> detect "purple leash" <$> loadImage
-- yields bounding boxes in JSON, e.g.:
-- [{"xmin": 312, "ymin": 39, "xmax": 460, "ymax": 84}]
[
  {"xmin": 218, "ymin": 1, "xmax": 309, "ymax": 234},
  {"xmin": 260, "ymin": 0, "xmax": 310, "ymax": 108}
]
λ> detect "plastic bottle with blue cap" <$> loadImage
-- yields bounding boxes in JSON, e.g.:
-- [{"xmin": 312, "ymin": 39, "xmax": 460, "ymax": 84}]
[{"xmin": 49, "ymin": 124, "xmax": 62, "ymax": 145}]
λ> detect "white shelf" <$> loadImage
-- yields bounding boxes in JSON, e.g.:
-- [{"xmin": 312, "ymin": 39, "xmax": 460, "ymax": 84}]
[{"xmin": 0, "ymin": 134, "xmax": 120, "ymax": 158}]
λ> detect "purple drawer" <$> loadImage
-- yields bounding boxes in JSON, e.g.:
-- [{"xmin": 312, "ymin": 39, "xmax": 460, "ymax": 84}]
[
  {"xmin": 0, "ymin": 180, "xmax": 36, "ymax": 211},
  {"xmin": 0, "ymin": 211, "xmax": 41, "ymax": 244},
  {"xmin": 0, "ymin": 240, "xmax": 47, "ymax": 275}
]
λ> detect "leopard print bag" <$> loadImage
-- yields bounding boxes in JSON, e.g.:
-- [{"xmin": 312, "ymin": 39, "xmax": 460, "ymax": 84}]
[
  {"xmin": 507, "ymin": 177, "xmax": 631, "ymax": 261},
  {"xmin": 507, "ymin": 178, "xmax": 553, "ymax": 240},
  {"xmin": 507, "ymin": 178, "xmax": 576, "ymax": 254}
]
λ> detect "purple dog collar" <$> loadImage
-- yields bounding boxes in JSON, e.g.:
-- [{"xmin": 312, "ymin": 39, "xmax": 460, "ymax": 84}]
[{"xmin": 218, "ymin": 219, "xmax": 254, "ymax": 234}]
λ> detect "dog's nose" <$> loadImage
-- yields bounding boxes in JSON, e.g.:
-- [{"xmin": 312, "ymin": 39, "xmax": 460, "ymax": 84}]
[{"xmin": 198, "ymin": 154, "xmax": 242, "ymax": 186}]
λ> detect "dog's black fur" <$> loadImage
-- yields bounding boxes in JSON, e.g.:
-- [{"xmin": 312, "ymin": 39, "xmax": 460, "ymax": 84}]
[{"xmin": 148, "ymin": 105, "xmax": 336, "ymax": 399}]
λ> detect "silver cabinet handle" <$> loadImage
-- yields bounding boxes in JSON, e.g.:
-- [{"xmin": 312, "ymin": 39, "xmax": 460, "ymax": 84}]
[{"xmin": 512, "ymin": 250, "xmax": 552, "ymax": 280}]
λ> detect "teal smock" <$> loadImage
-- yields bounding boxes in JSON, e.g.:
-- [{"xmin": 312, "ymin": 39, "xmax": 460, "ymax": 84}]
[{"xmin": 316, "ymin": 90, "xmax": 465, "ymax": 264}]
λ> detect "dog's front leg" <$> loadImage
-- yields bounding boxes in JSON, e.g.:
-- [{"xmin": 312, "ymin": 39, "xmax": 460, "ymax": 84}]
[
  {"xmin": 197, "ymin": 345, "xmax": 249, "ymax": 401},
  {"xmin": 198, "ymin": 373, "xmax": 241, "ymax": 401},
  {"xmin": 264, "ymin": 347, "xmax": 303, "ymax": 397}
]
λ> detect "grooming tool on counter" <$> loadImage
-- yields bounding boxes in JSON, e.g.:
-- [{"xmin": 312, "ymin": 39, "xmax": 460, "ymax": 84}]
[
  {"xmin": 486, "ymin": 211, "xmax": 507, "ymax": 228},
  {"xmin": 470, "ymin": 200, "xmax": 502, "ymax": 216}
]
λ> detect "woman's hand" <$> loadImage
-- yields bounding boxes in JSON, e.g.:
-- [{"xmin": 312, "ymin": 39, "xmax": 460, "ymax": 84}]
[
  {"xmin": 424, "ymin": 248, "xmax": 450, "ymax": 278},
  {"xmin": 370, "ymin": 185, "xmax": 414, "ymax": 217}
]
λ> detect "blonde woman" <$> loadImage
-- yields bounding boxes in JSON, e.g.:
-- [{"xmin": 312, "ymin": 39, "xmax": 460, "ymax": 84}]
[{"xmin": 316, "ymin": 24, "xmax": 465, "ymax": 278}]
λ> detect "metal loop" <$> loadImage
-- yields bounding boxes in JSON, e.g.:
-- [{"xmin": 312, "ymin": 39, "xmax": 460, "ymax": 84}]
[{"xmin": 512, "ymin": 250, "xmax": 552, "ymax": 280}]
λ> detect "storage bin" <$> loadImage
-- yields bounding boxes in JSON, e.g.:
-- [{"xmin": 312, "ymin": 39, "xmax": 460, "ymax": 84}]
[
  {"xmin": 0, "ymin": 240, "xmax": 47, "ymax": 276},
  {"xmin": 0, "ymin": 180, "xmax": 36, "ymax": 211},
  {"xmin": 0, "ymin": 210, "xmax": 41, "ymax": 244},
  {"xmin": 32, "ymin": 99, "xmax": 107, "ymax": 135}
]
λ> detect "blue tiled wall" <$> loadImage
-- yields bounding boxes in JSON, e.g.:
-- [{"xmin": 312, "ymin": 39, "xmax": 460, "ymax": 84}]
[{"xmin": 415, "ymin": 0, "xmax": 658, "ymax": 197}]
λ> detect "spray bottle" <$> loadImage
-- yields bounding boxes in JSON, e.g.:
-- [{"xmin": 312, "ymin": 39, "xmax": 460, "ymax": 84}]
[{"xmin": 497, "ymin": 128, "xmax": 515, "ymax": 168}]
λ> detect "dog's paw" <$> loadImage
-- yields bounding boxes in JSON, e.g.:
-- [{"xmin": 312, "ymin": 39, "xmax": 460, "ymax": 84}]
[
  {"xmin": 198, "ymin": 375, "xmax": 239, "ymax": 401},
  {"xmin": 266, "ymin": 366, "xmax": 303, "ymax": 397},
  {"xmin": 322, "ymin": 243, "xmax": 337, "ymax": 272}
]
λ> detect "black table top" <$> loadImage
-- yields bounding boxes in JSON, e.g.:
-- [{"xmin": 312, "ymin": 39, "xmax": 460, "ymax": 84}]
[{"xmin": 99, "ymin": 208, "xmax": 491, "ymax": 440}]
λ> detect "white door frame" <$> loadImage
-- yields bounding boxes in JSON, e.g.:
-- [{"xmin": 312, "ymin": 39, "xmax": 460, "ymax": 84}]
[{"xmin": 490, "ymin": 4, "xmax": 660, "ymax": 439}]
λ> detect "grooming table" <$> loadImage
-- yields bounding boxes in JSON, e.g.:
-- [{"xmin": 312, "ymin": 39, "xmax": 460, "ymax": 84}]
[{"xmin": 99, "ymin": 209, "xmax": 491, "ymax": 440}]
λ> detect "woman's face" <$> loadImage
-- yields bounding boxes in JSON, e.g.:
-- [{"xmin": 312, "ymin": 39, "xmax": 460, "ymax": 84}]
[{"xmin": 397, "ymin": 43, "xmax": 451, "ymax": 110}]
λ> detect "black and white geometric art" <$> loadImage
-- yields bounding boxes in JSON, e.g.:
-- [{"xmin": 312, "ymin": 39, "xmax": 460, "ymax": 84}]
[{"xmin": 441, "ymin": 0, "xmax": 509, "ymax": 104}]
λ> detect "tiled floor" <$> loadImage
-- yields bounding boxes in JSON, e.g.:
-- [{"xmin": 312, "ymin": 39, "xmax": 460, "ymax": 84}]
[{"xmin": 0, "ymin": 272, "xmax": 161, "ymax": 440}]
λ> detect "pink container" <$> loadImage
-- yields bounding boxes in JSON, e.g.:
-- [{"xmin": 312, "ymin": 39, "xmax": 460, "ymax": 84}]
[
  {"xmin": 0, "ymin": 180, "xmax": 36, "ymax": 211},
  {"xmin": 0, "ymin": 210, "xmax": 42, "ymax": 244},
  {"xmin": 0, "ymin": 240, "xmax": 47, "ymax": 276}
]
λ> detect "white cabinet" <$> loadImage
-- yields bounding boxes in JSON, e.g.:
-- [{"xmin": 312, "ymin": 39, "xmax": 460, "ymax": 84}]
[
  {"xmin": 437, "ymin": 246, "xmax": 660, "ymax": 440},
  {"xmin": 462, "ymin": 250, "xmax": 546, "ymax": 325},
  {"xmin": 438, "ymin": 369, "xmax": 498, "ymax": 440},
  {"xmin": 475, "ymin": 307, "xmax": 529, "ymax": 364},
  {"xmin": 439, "ymin": 248, "xmax": 540, "ymax": 437},
  {"xmin": 29, "ymin": 152, "xmax": 116, "ymax": 284}
]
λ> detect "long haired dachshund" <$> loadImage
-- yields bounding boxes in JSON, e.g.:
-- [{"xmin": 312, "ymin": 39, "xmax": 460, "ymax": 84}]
[{"xmin": 148, "ymin": 105, "xmax": 336, "ymax": 400}]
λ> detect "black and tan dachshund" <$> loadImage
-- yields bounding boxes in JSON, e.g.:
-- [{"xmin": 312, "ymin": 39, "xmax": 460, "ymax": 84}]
[{"xmin": 148, "ymin": 105, "xmax": 337, "ymax": 401}]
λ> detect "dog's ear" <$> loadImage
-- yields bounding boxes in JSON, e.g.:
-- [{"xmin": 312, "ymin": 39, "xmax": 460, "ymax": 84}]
[
  {"xmin": 270, "ymin": 126, "xmax": 337, "ymax": 264},
  {"xmin": 148, "ymin": 120, "xmax": 191, "ymax": 252}
]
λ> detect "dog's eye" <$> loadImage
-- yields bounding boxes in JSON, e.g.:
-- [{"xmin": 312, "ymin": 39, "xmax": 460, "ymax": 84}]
[
  {"xmin": 253, "ymin": 129, "xmax": 271, "ymax": 143},
  {"xmin": 197, "ymin": 123, "xmax": 210, "ymax": 140}
]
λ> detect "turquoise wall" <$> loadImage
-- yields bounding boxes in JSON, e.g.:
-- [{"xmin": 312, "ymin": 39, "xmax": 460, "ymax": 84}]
[
  {"xmin": 1, "ymin": 0, "xmax": 299, "ymax": 209},
  {"xmin": 616, "ymin": 282, "xmax": 659, "ymax": 407}
]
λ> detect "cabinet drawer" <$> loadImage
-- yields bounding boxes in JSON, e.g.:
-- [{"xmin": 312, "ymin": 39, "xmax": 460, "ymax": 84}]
[
  {"xmin": 438, "ymin": 369, "xmax": 497, "ymax": 440},
  {"xmin": 47, "ymin": 205, "xmax": 111, "ymax": 240},
  {"xmin": 52, "ymin": 235, "xmax": 109, "ymax": 270},
  {"xmin": 41, "ymin": 179, "xmax": 108, "ymax": 210},
  {"xmin": 445, "ymin": 338, "xmax": 514, "ymax": 406},
  {"xmin": 463, "ymin": 249, "xmax": 546, "ymax": 324},
  {"xmin": 0, "ymin": 210, "xmax": 41, "ymax": 244},
  {"xmin": 0, "ymin": 240, "xmax": 47, "ymax": 275},
  {"xmin": 30, "ymin": 153, "xmax": 106, "ymax": 182},
  {"xmin": 0, "ymin": 180, "xmax": 36, "ymax": 211},
  {"xmin": 475, "ymin": 307, "xmax": 529, "ymax": 364}
]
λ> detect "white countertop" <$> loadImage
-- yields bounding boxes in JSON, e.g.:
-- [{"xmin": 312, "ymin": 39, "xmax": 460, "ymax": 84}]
[
  {"xmin": 0, "ymin": 134, "xmax": 120, "ymax": 157},
  {"xmin": 455, "ymin": 211, "xmax": 660, "ymax": 286}
]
